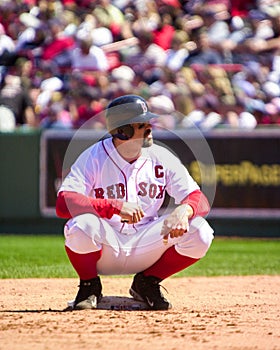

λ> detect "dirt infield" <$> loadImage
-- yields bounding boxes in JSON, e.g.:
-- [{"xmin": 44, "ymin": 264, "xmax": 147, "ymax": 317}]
[{"xmin": 0, "ymin": 276, "xmax": 279, "ymax": 350}]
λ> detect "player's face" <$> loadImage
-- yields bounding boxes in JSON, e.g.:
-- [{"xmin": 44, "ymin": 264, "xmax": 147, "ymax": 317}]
[
  {"xmin": 113, "ymin": 122, "xmax": 153, "ymax": 162},
  {"xmin": 132, "ymin": 122, "xmax": 153, "ymax": 148}
]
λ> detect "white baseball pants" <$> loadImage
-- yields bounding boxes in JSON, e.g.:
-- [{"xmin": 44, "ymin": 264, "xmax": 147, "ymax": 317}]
[{"xmin": 64, "ymin": 214, "xmax": 214, "ymax": 275}]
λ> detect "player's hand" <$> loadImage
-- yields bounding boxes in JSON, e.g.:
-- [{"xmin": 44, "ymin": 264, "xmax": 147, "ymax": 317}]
[
  {"xmin": 119, "ymin": 202, "xmax": 144, "ymax": 224},
  {"xmin": 161, "ymin": 204, "xmax": 193, "ymax": 243}
]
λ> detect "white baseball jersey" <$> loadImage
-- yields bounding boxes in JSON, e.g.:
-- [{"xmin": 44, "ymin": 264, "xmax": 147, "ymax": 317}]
[{"xmin": 59, "ymin": 137, "xmax": 200, "ymax": 234}]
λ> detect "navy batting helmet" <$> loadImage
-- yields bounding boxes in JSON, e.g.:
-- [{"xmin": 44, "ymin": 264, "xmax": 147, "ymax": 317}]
[{"xmin": 106, "ymin": 95, "xmax": 158, "ymax": 133}]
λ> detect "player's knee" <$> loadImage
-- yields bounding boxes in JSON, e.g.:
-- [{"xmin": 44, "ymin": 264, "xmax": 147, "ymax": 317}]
[
  {"xmin": 176, "ymin": 218, "xmax": 214, "ymax": 258},
  {"xmin": 70, "ymin": 213, "xmax": 100, "ymax": 235},
  {"xmin": 195, "ymin": 227, "xmax": 214, "ymax": 258},
  {"xmin": 64, "ymin": 214, "xmax": 101, "ymax": 254}
]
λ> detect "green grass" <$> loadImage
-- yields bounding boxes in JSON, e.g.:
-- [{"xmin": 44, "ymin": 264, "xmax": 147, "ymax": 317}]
[
  {"xmin": 0, "ymin": 235, "xmax": 279, "ymax": 278},
  {"xmin": 176, "ymin": 237, "xmax": 280, "ymax": 277},
  {"xmin": 0, "ymin": 234, "xmax": 74, "ymax": 278}
]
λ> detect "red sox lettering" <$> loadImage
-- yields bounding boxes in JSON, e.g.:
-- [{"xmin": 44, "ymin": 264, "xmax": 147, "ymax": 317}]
[
  {"xmin": 94, "ymin": 182, "xmax": 165, "ymax": 199},
  {"xmin": 94, "ymin": 165, "xmax": 165, "ymax": 199}
]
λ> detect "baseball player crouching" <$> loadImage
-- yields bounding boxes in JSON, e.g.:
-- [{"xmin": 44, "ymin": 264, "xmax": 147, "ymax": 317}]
[{"xmin": 56, "ymin": 94, "xmax": 214, "ymax": 310}]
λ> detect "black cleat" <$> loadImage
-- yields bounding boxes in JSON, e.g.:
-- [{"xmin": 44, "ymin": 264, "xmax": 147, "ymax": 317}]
[
  {"xmin": 129, "ymin": 272, "xmax": 171, "ymax": 310},
  {"xmin": 74, "ymin": 276, "xmax": 102, "ymax": 310}
]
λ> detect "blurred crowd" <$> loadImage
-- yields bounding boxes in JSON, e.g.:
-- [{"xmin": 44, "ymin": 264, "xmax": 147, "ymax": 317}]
[{"xmin": 0, "ymin": 0, "xmax": 280, "ymax": 132}]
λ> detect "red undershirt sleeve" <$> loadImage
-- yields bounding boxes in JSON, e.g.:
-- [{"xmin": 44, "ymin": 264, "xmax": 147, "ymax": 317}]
[
  {"xmin": 56, "ymin": 191, "xmax": 123, "ymax": 219},
  {"xmin": 181, "ymin": 189, "xmax": 210, "ymax": 218}
]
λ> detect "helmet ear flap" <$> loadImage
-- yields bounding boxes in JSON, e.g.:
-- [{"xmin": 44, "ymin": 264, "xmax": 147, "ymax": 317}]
[{"xmin": 113, "ymin": 125, "xmax": 134, "ymax": 140}]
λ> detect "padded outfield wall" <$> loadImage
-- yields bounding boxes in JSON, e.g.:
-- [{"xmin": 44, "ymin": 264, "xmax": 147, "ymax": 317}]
[{"xmin": 0, "ymin": 129, "xmax": 279, "ymax": 237}]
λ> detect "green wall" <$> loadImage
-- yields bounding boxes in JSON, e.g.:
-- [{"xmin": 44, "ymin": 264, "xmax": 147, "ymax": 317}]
[
  {"xmin": 0, "ymin": 130, "xmax": 66, "ymax": 234},
  {"xmin": 0, "ymin": 130, "xmax": 41, "ymax": 218}
]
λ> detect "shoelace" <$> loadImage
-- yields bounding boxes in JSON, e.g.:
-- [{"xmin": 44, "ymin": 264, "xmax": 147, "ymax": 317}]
[
  {"xmin": 158, "ymin": 284, "xmax": 169, "ymax": 300},
  {"xmin": 146, "ymin": 281, "xmax": 169, "ymax": 301}
]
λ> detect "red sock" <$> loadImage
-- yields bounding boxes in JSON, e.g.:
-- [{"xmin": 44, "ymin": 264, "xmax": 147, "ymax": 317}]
[
  {"xmin": 143, "ymin": 246, "xmax": 199, "ymax": 280},
  {"xmin": 65, "ymin": 246, "xmax": 102, "ymax": 280}
]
